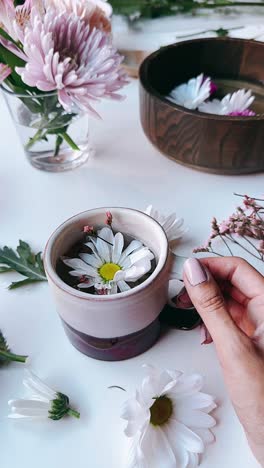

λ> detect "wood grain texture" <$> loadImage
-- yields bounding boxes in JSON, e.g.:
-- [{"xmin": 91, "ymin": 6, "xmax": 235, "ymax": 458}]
[{"xmin": 139, "ymin": 38, "xmax": 264, "ymax": 175}]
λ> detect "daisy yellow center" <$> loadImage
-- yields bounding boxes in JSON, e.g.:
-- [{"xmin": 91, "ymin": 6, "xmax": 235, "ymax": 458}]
[
  {"xmin": 99, "ymin": 263, "xmax": 121, "ymax": 281},
  {"xmin": 150, "ymin": 396, "xmax": 173, "ymax": 426}
]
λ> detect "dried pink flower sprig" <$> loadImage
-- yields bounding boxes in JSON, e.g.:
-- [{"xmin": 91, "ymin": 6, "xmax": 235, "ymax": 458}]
[{"xmin": 194, "ymin": 194, "xmax": 264, "ymax": 262}]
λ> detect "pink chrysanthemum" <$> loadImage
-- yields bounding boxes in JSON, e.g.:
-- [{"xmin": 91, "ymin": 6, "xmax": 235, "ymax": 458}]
[
  {"xmin": 45, "ymin": 0, "xmax": 112, "ymax": 33},
  {"xmin": 16, "ymin": 7, "xmax": 127, "ymax": 117},
  {"xmin": 0, "ymin": 63, "xmax": 11, "ymax": 84}
]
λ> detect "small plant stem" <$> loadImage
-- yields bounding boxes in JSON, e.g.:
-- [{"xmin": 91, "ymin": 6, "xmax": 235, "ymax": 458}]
[
  {"xmin": 243, "ymin": 236, "xmax": 263, "ymax": 258},
  {"xmin": 209, "ymin": 249, "xmax": 224, "ymax": 257},
  {"xmin": 176, "ymin": 25, "xmax": 242, "ymax": 39},
  {"xmin": 108, "ymin": 385, "xmax": 126, "ymax": 391},
  {"xmin": 226, "ymin": 234, "xmax": 263, "ymax": 261},
  {"xmin": 192, "ymin": 1, "xmax": 264, "ymax": 9},
  {"xmin": 25, "ymin": 128, "xmax": 45, "ymax": 150},
  {"xmin": 219, "ymin": 234, "xmax": 233, "ymax": 256},
  {"xmin": 0, "ymin": 350, "xmax": 27, "ymax": 363},
  {"xmin": 96, "ymin": 235, "xmax": 114, "ymax": 246},
  {"xmin": 234, "ymin": 193, "xmax": 264, "ymax": 202},
  {"xmin": 67, "ymin": 408, "xmax": 80, "ymax": 419}
]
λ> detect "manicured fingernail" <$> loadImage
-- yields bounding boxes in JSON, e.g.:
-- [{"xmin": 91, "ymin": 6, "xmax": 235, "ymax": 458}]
[{"xmin": 184, "ymin": 258, "xmax": 207, "ymax": 286}]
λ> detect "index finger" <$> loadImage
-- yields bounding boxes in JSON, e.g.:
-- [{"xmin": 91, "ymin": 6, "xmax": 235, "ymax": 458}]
[{"xmin": 199, "ymin": 256, "xmax": 264, "ymax": 299}]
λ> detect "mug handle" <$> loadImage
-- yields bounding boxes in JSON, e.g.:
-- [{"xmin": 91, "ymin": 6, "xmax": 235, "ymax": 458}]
[
  {"xmin": 167, "ymin": 252, "xmax": 186, "ymax": 307},
  {"xmin": 160, "ymin": 253, "xmax": 202, "ymax": 330},
  {"xmin": 169, "ymin": 252, "xmax": 187, "ymax": 281}
]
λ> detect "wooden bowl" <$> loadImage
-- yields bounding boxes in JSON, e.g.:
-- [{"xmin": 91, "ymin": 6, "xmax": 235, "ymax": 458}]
[{"xmin": 139, "ymin": 38, "xmax": 264, "ymax": 175}]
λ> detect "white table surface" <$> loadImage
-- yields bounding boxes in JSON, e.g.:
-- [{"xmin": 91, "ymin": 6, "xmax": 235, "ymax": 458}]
[{"xmin": 1, "ymin": 57, "xmax": 264, "ymax": 468}]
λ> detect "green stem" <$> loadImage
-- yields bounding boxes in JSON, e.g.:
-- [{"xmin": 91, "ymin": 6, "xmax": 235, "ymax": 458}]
[
  {"xmin": 226, "ymin": 234, "xmax": 263, "ymax": 261},
  {"xmin": 25, "ymin": 128, "xmax": 45, "ymax": 150},
  {"xmin": 190, "ymin": 1, "xmax": 264, "ymax": 9},
  {"xmin": 176, "ymin": 25, "xmax": 242, "ymax": 39},
  {"xmin": 243, "ymin": 236, "xmax": 263, "ymax": 258},
  {"xmin": 220, "ymin": 234, "xmax": 233, "ymax": 256},
  {"xmin": 59, "ymin": 132, "xmax": 80, "ymax": 151},
  {"xmin": 0, "ymin": 349, "xmax": 27, "ymax": 363},
  {"xmin": 209, "ymin": 249, "xmax": 224, "ymax": 257},
  {"xmin": 67, "ymin": 408, "xmax": 80, "ymax": 419},
  {"xmin": 234, "ymin": 193, "xmax": 264, "ymax": 202}
]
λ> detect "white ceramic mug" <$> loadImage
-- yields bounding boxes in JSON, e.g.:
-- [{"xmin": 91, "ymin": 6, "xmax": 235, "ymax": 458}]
[{"xmin": 44, "ymin": 207, "xmax": 183, "ymax": 361}]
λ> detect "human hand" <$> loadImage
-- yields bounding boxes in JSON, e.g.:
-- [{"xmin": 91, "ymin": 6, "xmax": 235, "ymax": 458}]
[{"xmin": 182, "ymin": 257, "xmax": 264, "ymax": 467}]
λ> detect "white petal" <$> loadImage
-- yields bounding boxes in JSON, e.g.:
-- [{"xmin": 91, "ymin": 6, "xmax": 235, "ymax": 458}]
[
  {"xmin": 79, "ymin": 253, "xmax": 102, "ymax": 268},
  {"xmin": 176, "ymin": 392, "xmax": 216, "ymax": 411},
  {"xmin": 112, "ymin": 232, "xmax": 124, "ymax": 264},
  {"xmin": 84, "ymin": 242, "xmax": 103, "ymax": 262},
  {"xmin": 186, "ymin": 452, "xmax": 199, "ymax": 468},
  {"xmin": 95, "ymin": 227, "xmax": 112, "ymax": 262},
  {"xmin": 119, "ymin": 240, "xmax": 143, "ymax": 265},
  {"xmin": 162, "ymin": 213, "xmax": 179, "ymax": 232},
  {"xmin": 8, "ymin": 413, "xmax": 47, "ymax": 419},
  {"xmin": 171, "ymin": 374, "xmax": 204, "ymax": 397},
  {"xmin": 9, "ymin": 407, "xmax": 49, "ymax": 417},
  {"xmin": 141, "ymin": 370, "xmax": 176, "ymax": 402},
  {"xmin": 193, "ymin": 427, "xmax": 215, "ymax": 445},
  {"xmin": 8, "ymin": 399, "xmax": 50, "ymax": 411},
  {"xmin": 114, "ymin": 260, "xmax": 151, "ymax": 282},
  {"xmin": 145, "ymin": 205, "xmax": 153, "ymax": 216},
  {"xmin": 129, "ymin": 248, "xmax": 154, "ymax": 266},
  {"xmin": 164, "ymin": 424, "xmax": 189, "ymax": 468},
  {"xmin": 125, "ymin": 420, "xmax": 142, "ymax": 437},
  {"xmin": 63, "ymin": 258, "xmax": 98, "ymax": 277},
  {"xmin": 174, "ymin": 407, "xmax": 216, "ymax": 428},
  {"xmin": 169, "ymin": 419, "xmax": 204, "ymax": 453},
  {"xmin": 140, "ymin": 425, "xmax": 176, "ymax": 468},
  {"xmin": 127, "ymin": 439, "xmax": 146, "ymax": 468},
  {"xmin": 117, "ymin": 280, "xmax": 131, "ymax": 292},
  {"xmin": 121, "ymin": 398, "xmax": 144, "ymax": 421},
  {"xmin": 23, "ymin": 370, "xmax": 56, "ymax": 401}
]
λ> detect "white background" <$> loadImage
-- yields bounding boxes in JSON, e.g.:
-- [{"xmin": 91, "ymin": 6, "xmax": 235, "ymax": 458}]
[{"xmin": 1, "ymin": 24, "xmax": 264, "ymax": 468}]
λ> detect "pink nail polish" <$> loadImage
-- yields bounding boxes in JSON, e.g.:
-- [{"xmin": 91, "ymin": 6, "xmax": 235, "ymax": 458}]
[{"xmin": 184, "ymin": 258, "xmax": 207, "ymax": 286}]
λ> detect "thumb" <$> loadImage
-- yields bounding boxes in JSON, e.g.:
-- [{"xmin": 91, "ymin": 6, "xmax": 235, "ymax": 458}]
[{"xmin": 183, "ymin": 258, "xmax": 245, "ymax": 353}]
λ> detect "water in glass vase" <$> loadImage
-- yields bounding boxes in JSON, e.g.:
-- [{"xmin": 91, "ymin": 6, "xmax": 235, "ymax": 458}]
[{"xmin": 1, "ymin": 86, "xmax": 94, "ymax": 172}]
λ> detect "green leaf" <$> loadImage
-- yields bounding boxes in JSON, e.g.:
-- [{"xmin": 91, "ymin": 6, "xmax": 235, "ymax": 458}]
[
  {"xmin": 0, "ymin": 240, "xmax": 47, "ymax": 287},
  {"xmin": 0, "ymin": 265, "xmax": 12, "ymax": 273},
  {"xmin": 8, "ymin": 278, "xmax": 44, "ymax": 290},
  {"xmin": 0, "ymin": 330, "xmax": 27, "ymax": 365},
  {"xmin": 59, "ymin": 132, "xmax": 80, "ymax": 151},
  {"xmin": 0, "ymin": 27, "xmax": 22, "ymax": 50},
  {"xmin": 0, "ymin": 43, "xmax": 25, "ymax": 70}
]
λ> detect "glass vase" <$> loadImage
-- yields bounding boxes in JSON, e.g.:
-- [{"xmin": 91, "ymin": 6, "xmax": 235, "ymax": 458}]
[{"xmin": 1, "ymin": 86, "xmax": 94, "ymax": 172}]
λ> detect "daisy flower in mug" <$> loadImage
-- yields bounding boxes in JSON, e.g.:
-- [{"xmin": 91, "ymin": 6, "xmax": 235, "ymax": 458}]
[
  {"xmin": 167, "ymin": 74, "xmax": 213, "ymax": 110},
  {"xmin": 63, "ymin": 227, "xmax": 154, "ymax": 294},
  {"xmin": 8, "ymin": 370, "xmax": 80, "ymax": 420},
  {"xmin": 145, "ymin": 205, "xmax": 187, "ymax": 242},
  {"xmin": 198, "ymin": 89, "xmax": 256, "ymax": 116},
  {"xmin": 122, "ymin": 365, "xmax": 216, "ymax": 468}
]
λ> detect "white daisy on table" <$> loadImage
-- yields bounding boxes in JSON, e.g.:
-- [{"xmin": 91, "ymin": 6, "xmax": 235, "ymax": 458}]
[
  {"xmin": 167, "ymin": 74, "xmax": 212, "ymax": 110},
  {"xmin": 122, "ymin": 365, "xmax": 216, "ymax": 468},
  {"xmin": 8, "ymin": 370, "xmax": 80, "ymax": 420},
  {"xmin": 145, "ymin": 205, "xmax": 186, "ymax": 243},
  {"xmin": 198, "ymin": 89, "xmax": 255, "ymax": 116},
  {"xmin": 63, "ymin": 227, "xmax": 154, "ymax": 294}
]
